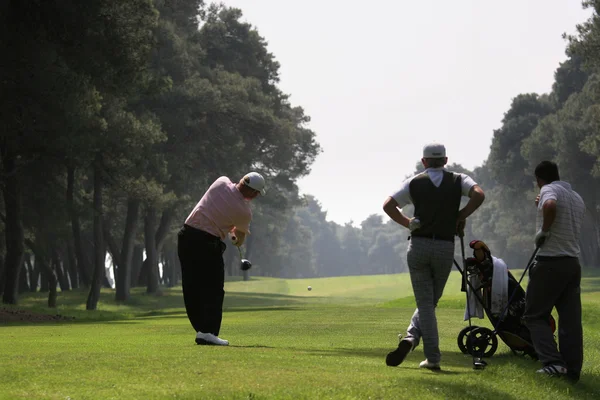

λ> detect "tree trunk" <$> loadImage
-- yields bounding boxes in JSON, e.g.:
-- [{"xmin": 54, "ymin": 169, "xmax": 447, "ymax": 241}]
[
  {"xmin": 67, "ymin": 165, "xmax": 91, "ymax": 287},
  {"xmin": 28, "ymin": 256, "xmax": 38, "ymax": 292},
  {"xmin": 18, "ymin": 257, "xmax": 29, "ymax": 294},
  {"xmin": 115, "ymin": 198, "xmax": 140, "ymax": 302},
  {"xmin": 53, "ymin": 248, "xmax": 70, "ymax": 291},
  {"xmin": 131, "ymin": 245, "xmax": 144, "ymax": 287},
  {"xmin": 102, "ymin": 217, "xmax": 119, "ymax": 290},
  {"xmin": 164, "ymin": 250, "xmax": 173, "ymax": 287},
  {"xmin": 36, "ymin": 258, "xmax": 55, "ymax": 304},
  {"xmin": 1, "ymin": 140, "xmax": 25, "ymax": 304},
  {"xmin": 137, "ymin": 257, "xmax": 149, "ymax": 287},
  {"xmin": 0, "ymin": 240, "xmax": 5, "ymax": 297},
  {"xmin": 24, "ymin": 256, "xmax": 35, "ymax": 292},
  {"xmin": 48, "ymin": 254, "xmax": 58, "ymax": 308},
  {"xmin": 103, "ymin": 217, "xmax": 121, "ymax": 271},
  {"xmin": 144, "ymin": 206, "xmax": 160, "ymax": 294},
  {"xmin": 155, "ymin": 208, "xmax": 175, "ymax": 254},
  {"xmin": 25, "ymin": 238, "xmax": 58, "ymax": 307},
  {"xmin": 66, "ymin": 241, "xmax": 79, "ymax": 289},
  {"xmin": 86, "ymin": 157, "xmax": 105, "ymax": 310},
  {"xmin": 136, "ymin": 207, "xmax": 177, "ymax": 288},
  {"xmin": 39, "ymin": 260, "xmax": 49, "ymax": 292}
]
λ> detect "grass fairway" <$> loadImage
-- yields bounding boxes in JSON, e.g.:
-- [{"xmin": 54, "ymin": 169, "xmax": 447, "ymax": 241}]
[{"xmin": 1, "ymin": 270, "xmax": 600, "ymax": 399}]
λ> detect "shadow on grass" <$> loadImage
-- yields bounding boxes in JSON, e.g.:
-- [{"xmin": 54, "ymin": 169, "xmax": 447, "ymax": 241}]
[
  {"xmin": 448, "ymin": 350, "xmax": 600, "ymax": 398},
  {"xmin": 137, "ymin": 310, "xmax": 187, "ymax": 318},
  {"xmin": 397, "ymin": 377, "xmax": 521, "ymax": 400},
  {"xmin": 0, "ymin": 290, "xmax": 311, "ymax": 327},
  {"xmin": 299, "ymin": 347, "xmax": 467, "ymax": 370},
  {"xmin": 229, "ymin": 344, "xmax": 275, "ymax": 349},
  {"xmin": 301, "ymin": 347, "xmax": 393, "ymax": 360},
  {"xmin": 224, "ymin": 292, "xmax": 320, "ymax": 309}
]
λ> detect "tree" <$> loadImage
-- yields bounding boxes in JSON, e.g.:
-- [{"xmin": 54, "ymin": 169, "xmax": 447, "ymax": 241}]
[
  {"xmin": 565, "ymin": 0, "xmax": 600, "ymax": 73},
  {"xmin": 523, "ymin": 74, "xmax": 600, "ymax": 267}
]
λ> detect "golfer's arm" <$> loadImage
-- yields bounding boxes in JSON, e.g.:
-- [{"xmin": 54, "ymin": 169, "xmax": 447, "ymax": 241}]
[
  {"xmin": 541, "ymin": 199, "xmax": 557, "ymax": 232},
  {"xmin": 383, "ymin": 197, "xmax": 410, "ymax": 229},
  {"xmin": 458, "ymin": 185, "xmax": 485, "ymax": 220}
]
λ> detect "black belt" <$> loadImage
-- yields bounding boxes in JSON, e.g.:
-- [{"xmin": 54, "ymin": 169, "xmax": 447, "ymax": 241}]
[
  {"xmin": 182, "ymin": 224, "xmax": 221, "ymax": 242},
  {"xmin": 535, "ymin": 255, "xmax": 577, "ymax": 262},
  {"xmin": 410, "ymin": 234, "xmax": 455, "ymax": 243}
]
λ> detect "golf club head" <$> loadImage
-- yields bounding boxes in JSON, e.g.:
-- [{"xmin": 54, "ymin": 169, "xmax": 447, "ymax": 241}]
[
  {"xmin": 240, "ymin": 258, "xmax": 252, "ymax": 271},
  {"xmin": 473, "ymin": 357, "xmax": 487, "ymax": 370}
]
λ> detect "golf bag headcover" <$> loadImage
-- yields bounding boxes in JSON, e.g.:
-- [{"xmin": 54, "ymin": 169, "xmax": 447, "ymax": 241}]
[
  {"xmin": 469, "ymin": 240, "xmax": 492, "ymax": 262},
  {"xmin": 467, "ymin": 240, "xmax": 494, "ymax": 285}
]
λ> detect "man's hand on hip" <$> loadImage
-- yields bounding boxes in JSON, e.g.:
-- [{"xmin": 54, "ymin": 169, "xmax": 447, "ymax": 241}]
[{"xmin": 408, "ymin": 217, "xmax": 421, "ymax": 232}]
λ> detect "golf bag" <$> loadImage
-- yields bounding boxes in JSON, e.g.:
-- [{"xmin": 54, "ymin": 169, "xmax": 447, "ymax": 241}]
[{"xmin": 456, "ymin": 240, "xmax": 556, "ymax": 359}]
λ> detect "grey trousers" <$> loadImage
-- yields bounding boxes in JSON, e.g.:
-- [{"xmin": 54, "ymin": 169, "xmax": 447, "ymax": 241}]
[
  {"xmin": 523, "ymin": 256, "xmax": 583, "ymax": 378},
  {"xmin": 404, "ymin": 237, "xmax": 455, "ymax": 363}
]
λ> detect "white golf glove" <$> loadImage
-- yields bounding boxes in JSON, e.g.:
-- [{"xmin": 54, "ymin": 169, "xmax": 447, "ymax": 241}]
[
  {"xmin": 408, "ymin": 217, "xmax": 421, "ymax": 232},
  {"xmin": 228, "ymin": 232, "xmax": 239, "ymax": 245},
  {"xmin": 535, "ymin": 229, "xmax": 550, "ymax": 248}
]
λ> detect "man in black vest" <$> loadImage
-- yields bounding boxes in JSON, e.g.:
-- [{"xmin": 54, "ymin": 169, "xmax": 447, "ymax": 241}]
[{"xmin": 383, "ymin": 143, "xmax": 485, "ymax": 370}]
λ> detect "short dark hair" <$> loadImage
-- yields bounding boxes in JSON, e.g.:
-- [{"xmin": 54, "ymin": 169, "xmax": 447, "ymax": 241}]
[
  {"xmin": 425, "ymin": 158, "xmax": 446, "ymax": 168},
  {"xmin": 535, "ymin": 161, "xmax": 560, "ymax": 183}
]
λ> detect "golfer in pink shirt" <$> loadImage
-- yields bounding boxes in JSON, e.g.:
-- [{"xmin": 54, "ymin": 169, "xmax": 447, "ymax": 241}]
[{"xmin": 178, "ymin": 172, "xmax": 266, "ymax": 346}]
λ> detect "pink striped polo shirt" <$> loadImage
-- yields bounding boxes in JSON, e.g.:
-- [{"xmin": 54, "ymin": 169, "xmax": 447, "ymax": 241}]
[{"xmin": 184, "ymin": 176, "xmax": 252, "ymax": 240}]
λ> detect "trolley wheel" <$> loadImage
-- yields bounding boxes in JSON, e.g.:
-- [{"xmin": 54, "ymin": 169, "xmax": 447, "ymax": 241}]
[
  {"xmin": 457, "ymin": 326, "xmax": 479, "ymax": 354},
  {"xmin": 467, "ymin": 327, "xmax": 498, "ymax": 358}
]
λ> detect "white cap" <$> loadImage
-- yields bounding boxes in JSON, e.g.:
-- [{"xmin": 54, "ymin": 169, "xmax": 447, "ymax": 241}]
[
  {"xmin": 243, "ymin": 172, "xmax": 266, "ymax": 195},
  {"xmin": 423, "ymin": 143, "xmax": 446, "ymax": 158}
]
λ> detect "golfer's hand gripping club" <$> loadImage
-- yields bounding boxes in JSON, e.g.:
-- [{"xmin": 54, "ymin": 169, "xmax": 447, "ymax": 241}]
[
  {"xmin": 535, "ymin": 229, "xmax": 550, "ymax": 248},
  {"xmin": 456, "ymin": 219, "xmax": 466, "ymax": 238},
  {"xmin": 228, "ymin": 231, "xmax": 239, "ymax": 245}
]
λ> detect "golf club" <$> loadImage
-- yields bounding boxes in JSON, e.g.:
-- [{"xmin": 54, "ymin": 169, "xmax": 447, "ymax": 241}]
[
  {"xmin": 238, "ymin": 246, "xmax": 252, "ymax": 271},
  {"xmin": 490, "ymin": 245, "xmax": 540, "ymax": 333},
  {"xmin": 460, "ymin": 234, "xmax": 486, "ymax": 370},
  {"xmin": 455, "ymin": 243, "xmax": 542, "ymax": 367}
]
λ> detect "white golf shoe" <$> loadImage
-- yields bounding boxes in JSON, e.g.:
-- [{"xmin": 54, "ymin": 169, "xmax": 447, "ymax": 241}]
[
  {"xmin": 195, "ymin": 332, "xmax": 229, "ymax": 346},
  {"xmin": 419, "ymin": 359, "xmax": 441, "ymax": 370}
]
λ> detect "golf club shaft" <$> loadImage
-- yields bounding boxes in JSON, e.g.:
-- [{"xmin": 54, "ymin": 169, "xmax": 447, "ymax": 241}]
[
  {"xmin": 492, "ymin": 246, "xmax": 540, "ymax": 332},
  {"xmin": 460, "ymin": 235, "xmax": 481, "ymax": 367},
  {"xmin": 454, "ymin": 259, "xmax": 486, "ymax": 305},
  {"xmin": 516, "ymin": 246, "xmax": 540, "ymax": 286}
]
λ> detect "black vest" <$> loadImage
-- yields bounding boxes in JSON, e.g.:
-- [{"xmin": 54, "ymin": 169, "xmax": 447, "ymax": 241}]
[{"xmin": 409, "ymin": 171, "xmax": 462, "ymax": 241}]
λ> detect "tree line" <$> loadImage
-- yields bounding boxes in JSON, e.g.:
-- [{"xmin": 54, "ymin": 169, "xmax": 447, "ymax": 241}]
[
  {"xmin": 239, "ymin": 1, "xmax": 600, "ymax": 278},
  {"xmin": 0, "ymin": 0, "xmax": 319, "ymax": 307},
  {"xmin": 2, "ymin": 1, "xmax": 600, "ymax": 309}
]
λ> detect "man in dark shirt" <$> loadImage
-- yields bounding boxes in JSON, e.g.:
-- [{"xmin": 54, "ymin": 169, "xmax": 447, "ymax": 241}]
[{"xmin": 383, "ymin": 143, "xmax": 485, "ymax": 370}]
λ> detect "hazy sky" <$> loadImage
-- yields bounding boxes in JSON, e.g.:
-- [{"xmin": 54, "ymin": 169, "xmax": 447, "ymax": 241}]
[{"xmin": 222, "ymin": 0, "xmax": 592, "ymax": 226}]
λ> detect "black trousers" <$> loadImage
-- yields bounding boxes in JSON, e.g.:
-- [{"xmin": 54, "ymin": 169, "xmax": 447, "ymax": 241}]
[
  {"xmin": 523, "ymin": 256, "xmax": 583, "ymax": 379},
  {"xmin": 177, "ymin": 225, "xmax": 226, "ymax": 336}
]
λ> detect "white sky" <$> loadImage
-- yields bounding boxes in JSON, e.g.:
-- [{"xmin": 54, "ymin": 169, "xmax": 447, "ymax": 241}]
[{"xmin": 222, "ymin": 0, "xmax": 592, "ymax": 226}]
